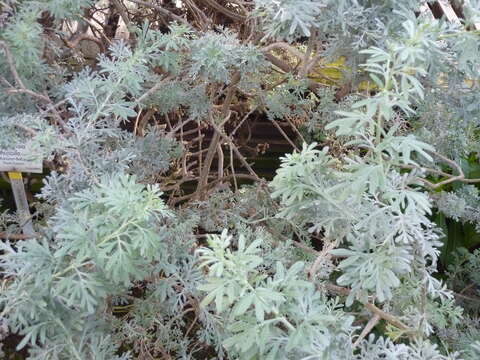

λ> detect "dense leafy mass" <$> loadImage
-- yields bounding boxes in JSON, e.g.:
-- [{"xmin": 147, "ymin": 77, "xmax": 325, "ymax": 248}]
[{"xmin": 1, "ymin": 0, "xmax": 480, "ymax": 359}]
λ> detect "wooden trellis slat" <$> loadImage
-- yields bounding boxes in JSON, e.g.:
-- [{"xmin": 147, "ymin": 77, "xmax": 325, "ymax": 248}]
[
  {"xmin": 427, "ymin": 0, "xmax": 480, "ymax": 30},
  {"xmin": 433, "ymin": 0, "xmax": 461, "ymax": 24}
]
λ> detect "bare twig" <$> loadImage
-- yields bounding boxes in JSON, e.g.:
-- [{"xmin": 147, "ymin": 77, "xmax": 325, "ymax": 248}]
[
  {"xmin": 209, "ymin": 121, "xmax": 260, "ymax": 181},
  {"xmin": 269, "ymin": 118, "xmax": 299, "ymax": 151},
  {"xmin": 286, "ymin": 115, "xmax": 307, "ymax": 144},
  {"xmin": 5, "ymin": 88, "xmax": 50, "ymax": 103},
  {"xmin": 353, "ymin": 314, "xmax": 381, "ymax": 348},
  {"xmin": 454, "ymin": 292, "xmax": 480, "ymax": 303},
  {"xmin": 263, "ymin": 53, "xmax": 293, "ymax": 74},
  {"xmin": 137, "ymin": 76, "xmax": 174, "ymax": 104},
  {"xmin": 14, "ymin": 124, "xmax": 37, "ymax": 136},
  {"xmin": 308, "ymin": 239, "xmax": 337, "ymax": 280},
  {"xmin": 323, "ymin": 283, "xmax": 411, "ymax": 332},
  {"xmin": 209, "ymin": 173, "xmax": 260, "ymax": 186},
  {"xmin": 231, "ymin": 107, "xmax": 257, "ymax": 136},
  {"xmin": 78, "ymin": 15, "xmax": 114, "ymax": 47},
  {"xmin": 195, "ymin": 72, "xmax": 241, "ymax": 199},
  {"xmin": 364, "ymin": 303, "xmax": 410, "ymax": 332},
  {"xmin": 400, "ymin": 164, "xmax": 452, "ymax": 178},
  {"xmin": 0, "ymin": 232, "xmax": 37, "ymax": 240},
  {"xmin": 168, "ymin": 173, "xmax": 260, "ymax": 205},
  {"xmin": 135, "ymin": 108, "xmax": 155, "ymax": 136},
  {"xmin": 63, "ymin": 28, "xmax": 106, "ymax": 52},
  {"xmin": 112, "ymin": 0, "xmax": 131, "ymax": 29},
  {"xmin": 0, "ymin": 40, "xmax": 26, "ymax": 89},
  {"xmin": 38, "ymin": 99, "xmax": 68, "ymax": 117},
  {"xmin": 200, "ymin": 0, "xmax": 247, "ymax": 21},
  {"xmin": 184, "ymin": 0, "xmax": 212, "ymax": 31},
  {"xmin": 168, "ymin": 118, "xmax": 197, "ymax": 136},
  {"xmin": 433, "ymin": 151, "xmax": 465, "ymax": 175},
  {"xmin": 399, "ymin": 151, "xmax": 480, "ymax": 189},
  {"xmin": 263, "ymin": 225, "xmax": 321, "ymax": 256},
  {"xmin": 126, "ymin": 0, "xmax": 193, "ymax": 29},
  {"xmin": 229, "ymin": 144, "xmax": 238, "ymax": 191},
  {"xmin": 217, "ymin": 143, "xmax": 224, "ymax": 180},
  {"xmin": 299, "ymin": 30, "xmax": 317, "ymax": 76},
  {"xmin": 459, "ymin": 283, "xmax": 476, "ymax": 295},
  {"xmin": 0, "ymin": 41, "xmax": 70, "ymax": 132}
]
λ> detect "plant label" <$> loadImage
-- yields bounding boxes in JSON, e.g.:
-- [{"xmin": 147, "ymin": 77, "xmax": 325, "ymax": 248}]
[{"xmin": 0, "ymin": 145, "xmax": 43, "ymax": 173}]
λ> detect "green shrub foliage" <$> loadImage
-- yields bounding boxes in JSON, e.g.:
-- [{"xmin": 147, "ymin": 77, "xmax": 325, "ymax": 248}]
[{"xmin": 1, "ymin": 0, "xmax": 480, "ymax": 358}]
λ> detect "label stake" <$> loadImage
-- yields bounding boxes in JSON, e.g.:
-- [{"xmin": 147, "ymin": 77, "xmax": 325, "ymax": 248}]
[{"xmin": 7, "ymin": 172, "xmax": 35, "ymax": 236}]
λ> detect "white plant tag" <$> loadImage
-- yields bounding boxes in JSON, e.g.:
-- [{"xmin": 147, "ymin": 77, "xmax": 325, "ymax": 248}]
[{"xmin": 0, "ymin": 145, "xmax": 43, "ymax": 173}]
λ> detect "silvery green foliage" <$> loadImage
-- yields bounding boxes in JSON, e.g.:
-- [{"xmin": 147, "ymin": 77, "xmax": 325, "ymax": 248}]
[
  {"xmin": 254, "ymin": 0, "xmax": 432, "ymax": 54},
  {"xmin": 52, "ymin": 174, "xmax": 173, "ymax": 286},
  {"xmin": 262, "ymin": 77, "xmax": 311, "ymax": 120},
  {"xmin": 301, "ymin": 87, "xmax": 360, "ymax": 142},
  {"xmin": 436, "ymin": 186, "xmax": 480, "ymax": 231},
  {"xmin": 1, "ymin": 8, "xmax": 49, "ymax": 93},
  {"xmin": 270, "ymin": 143, "xmax": 351, "ymax": 236},
  {"xmin": 33, "ymin": 37, "xmax": 182, "ymax": 199},
  {"xmin": 412, "ymin": 61, "xmax": 480, "ymax": 158},
  {"xmin": 114, "ymin": 248, "xmax": 223, "ymax": 359},
  {"xmin": 64, "ymin": 40, "xmax": 149, "ymax": 122},
  {"xmin": 0, "ymin": 114, "xmax": 55, "ymax": 158},
  {"xmin": 32, "ymin": 0, "xmax": 93, "ymax": 20},
  {"xmin": 390, "ymin": 275, "xmax": 462, "ymax": 337},
  {"xmin": 0, "ymin": 203, "xmax": 20, "ymax": 236},
  {"xmin": 255, "ymin": 0, "xmax": 429, "ymax": 43},
  {"xmin": 37, "ymin": 122, "xmax": 179, "ymax": 203},
  {"xmin": 190, "ymin": 30, "xmax": 265, "ymax": 83},
  {"xmin": 355, "ymin": 334, "xmax": 459, "ymax": 360},
  {"xmin": 0, "ymin": 174, "xmax": 171, "ymax": 356},
  {"xmin": 128, "ymin": 127, "xmax": 182, "ymax": 181},
  {"xmin": 463, "ymin": 0, "xmax": 480, "ymax": 21},
  {"xmin": 271, "ymin": 7, "xmax": 455, "ymax": 319},
  {"xmin": 466, "ymin": 341, "xmax": 480, "ymax": 359},
  {"xmin": 254, "ymin": 0, "xmax": 327, "ymax": 39},
  {"xmin": 446, "ymin": 248, "xmax": 480, "ymax": 297},
  {"xmin": 271, "ymin": 144, "xmax": 444, "ymax": 308},
  {"xmin": 1, "ymin": 0, "xmax": 480, "ymax": 358},
  {"xmin": 436, "ymin": 316, "xmax": 480, "ymax": 360},
  {"xmin": 197, "ymin": 230, "xmax": 355, "ymax": 359}
]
